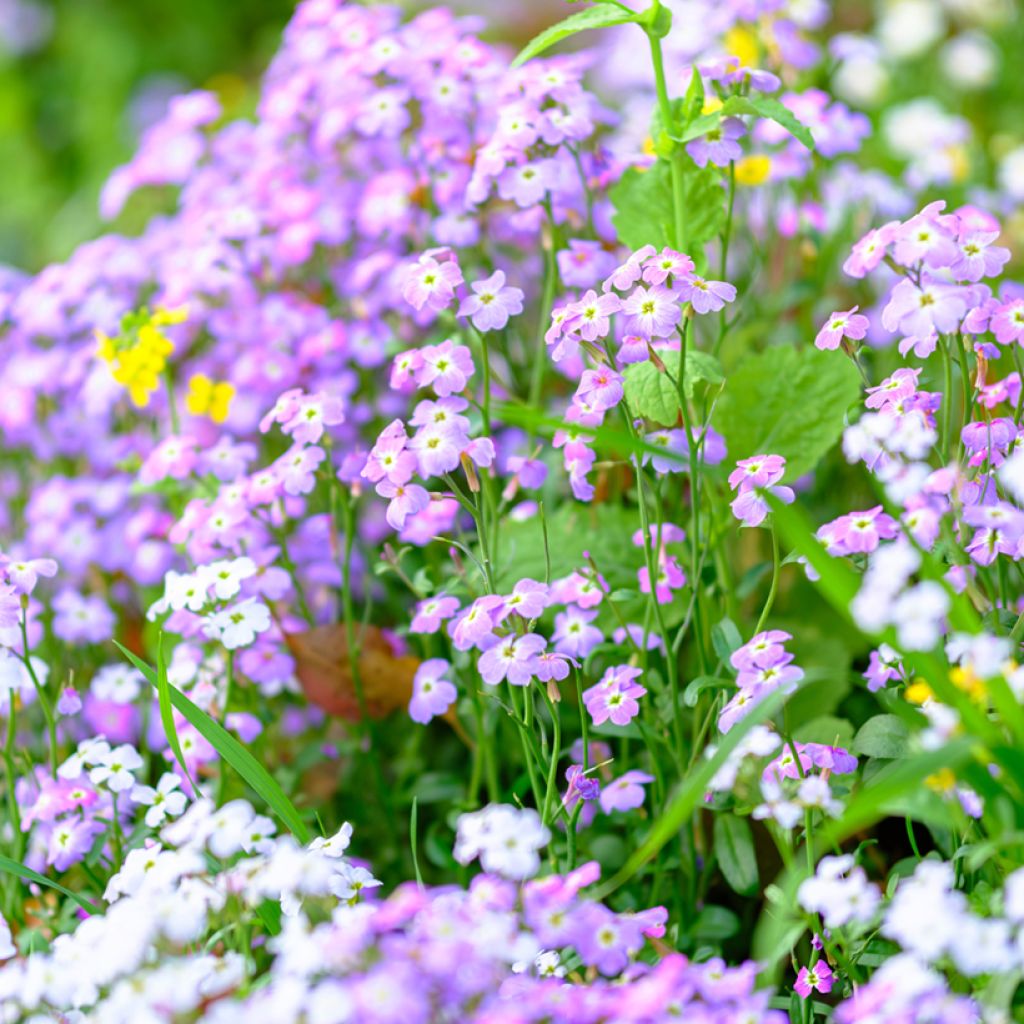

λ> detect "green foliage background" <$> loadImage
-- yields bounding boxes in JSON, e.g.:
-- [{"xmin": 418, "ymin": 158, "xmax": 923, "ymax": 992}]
[{"xmin": 0, "ymin": 0, "xmax": 293, "ymax": 270}]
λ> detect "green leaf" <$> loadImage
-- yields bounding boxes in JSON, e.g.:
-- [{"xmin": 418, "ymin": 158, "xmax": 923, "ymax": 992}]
[
  {"xmin": 853, "ymin": 714, "xmax": 911, "ymax": 759},
  {"xmin": 155, "ymin": 633, "xmax": 196, "ymax": 793},
  {"xmin": 609, "ymin": 163, "xmax": 675, "ymax": 252},
  {"xmin": 114, "ymin": 641, "xmax": 311, "ymax": 844},
  {"xmin": 0, "ymin": 853, "xmax": 101, "ymax": 914},
  {"xmin": 792, "ymin": 714, "xmax": 855, "ymax": 749},
  {"xmin": 511, "ymin": 4, "xmax": 639, "ymax": 68},
  {"xmin": 711, "ymin": 617, "xmax": 744, "ymax": 665},
  {"xmin": 677, "ymin": 162, "xmax": 727, "ymax": 256},
  {"xmin": 683, "ymin": 674, "xmax": 731, "ymax": 707},
  {"xmin": 714, "ymin": 813, "xmax": 759, "ymax": 895},
  {"xmin": 714, "ymin": 345, "xmax": 860, "ymax": 479},
  {"xmin": 693, "ymin": 904, "xmax": 740, "ymax": 941},
  {"xmin": 684, "ymin": 350, "xmax": 725, "ymax": 396},
  {"xmin": 622, "ymin": 361, "xmax": 680, "ymax": 426},
  {"xmin": 721, "ymin": 95, "xmax": 815, "ymax": 150},
  {"xmin": 622, "ymin": 351, "xmax": 724, "ymax": 427}
]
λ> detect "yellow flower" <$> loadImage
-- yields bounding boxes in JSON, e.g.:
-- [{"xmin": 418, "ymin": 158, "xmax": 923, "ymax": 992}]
[
  {"xmin": 905, "ymin": 679, "xmax": 933, "ymax": 704},
  {"xmin": 926, "ymin": 768, "xmax": 956, "ymax": 795},
  {"xmin": 724, "ymin": 26, "xmax": 759, "ymax": 70},
  {"xmin": 702, "ymin": 96, "xmax": 724, "ymax": 116},
  {"xmin": 94, "ymin": 305, "xmax": 185, "ymax": 409},
  {"xmin": 186, "ymin": 374, "xmax": 235, "ymax": 424},
  {"xmin": 949, "ymin": 666, "xmax": 987, "ymax": 702},
  {"xmin": 734, "ymin": 155, "xmax": 771, "ymax": 186}
]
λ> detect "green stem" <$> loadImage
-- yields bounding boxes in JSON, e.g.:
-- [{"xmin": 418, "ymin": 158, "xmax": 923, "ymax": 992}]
[
  {"xmin": 528, "ymin": 200, "xmax": 559, "ymax": 422},
  {"xmin": 19, "ymin": 617, "xmax": 57, "ymax": 776},
  {"xmin": 646, "ymin": 22, "xmax": 686, "ymax": 248},
  {"xmin": 753, "ymin": 526, "xmax": 781, "ymax": 635}
]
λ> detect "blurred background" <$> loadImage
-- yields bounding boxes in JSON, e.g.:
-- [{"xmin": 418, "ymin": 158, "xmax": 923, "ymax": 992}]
[{"xmin": 2, "ymin": 0, "xmax": 1023, "ymax": 272}]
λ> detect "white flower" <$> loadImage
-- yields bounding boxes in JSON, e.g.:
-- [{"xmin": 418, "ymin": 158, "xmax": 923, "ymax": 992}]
[
  {"xmin": 198, "ymin": 557, "xmax": 257, "ymax": 602},
  {"xmin": 892, "ymin": 581, "xmax": 949, "ymax": 651},
  {"xmin": 89, "ymin": 744, "xmax": 143, "ymax": 793},
  {"xmin": 203, "ymin": 599, "xmax": 272, "ymax": 650},
  {"xmin": 148, "ymin": 570, "xmax": 211, "ymax": 621},
  {"xmin": 454, "ymin": 804, "xmax": 550, "ymax": 880},
  {"xmin": 91, "ymin": 664, "xmax": 144, "ymax": 703},
  {"xmin": 309, "ymin": 822, "xmax": 353, "ymax": 858},
  {"xmin": 0, "ymin": 912, "xmax": 15, "ymax": 960},
  {"xmin": 131, "ymin": 773, "xmax": 188, "ymax": 829}
]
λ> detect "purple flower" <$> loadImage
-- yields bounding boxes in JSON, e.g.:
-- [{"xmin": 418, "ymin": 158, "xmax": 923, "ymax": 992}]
[
  {"xmin": 575, "ymin": 366, "xmax": 623, "ymax": 412},
  {"xmin": 620, "ymin": 285, "xmax": 682, "ymax": 339},
  {"xmin": 565, "ymin": 290, "xmax": 621, "ymax": 343},
  {"xmin": 686, "ymin": 117, "xmax": 744, "ymax": 168},
  {"xmin": 409, "ymin": 659, "xmax": 457, "ymax": 725},
  {"xmin": 276, "ymin": 444, "xmax": 326, "ymax": 496},
  {"xmin": 499, "ymin": 578, "xmax": 550, "ymax": 622},
  {"xmin": 564, "ymin": 764, "xmax": 600, "ymax": 807},
  {"xmin": 402, "ymin": 251, "xmax": 464, "ymax": 312},
  {"xmin": 457, "ymin": 270, "xmax": 525, "ymax": 332},
  {"xmin": 477, "ymin": 632, "xmax": 546, "ymax": 686},
  {"xmin": 680, "ymin": 275, "xmax": 737, "ymax": 314},
  {"xmin": 376, "ymin": 480, "xmax": 431, "ymax": 531},
  {"xmin": 583, "ymin": 666, "xmax": 646, "ymax": 726},
  {"xmin": 558, "ymin": 240, "xmax": 616, "ymax": 289},
  {"xmin": 599, "ymin": 770, "xmax": 654, "ymax": 814},
  {"xmin": 950, "ymin": 230, "xmax": 1010, "ymax": 282},
  {"xmin": 553, "ymin": 606, "xmax": 603, "ymax": 659},
  {"xmin": 415, "ymin": 339, "xmax": 474, "ymax": 397},
  {"xmin": 47, "ymin": 817, "xmax": 104, "ymax": 871},
  {"xmin": 410, "ymin": 595, "xmax": 460, "ymax": 634}
]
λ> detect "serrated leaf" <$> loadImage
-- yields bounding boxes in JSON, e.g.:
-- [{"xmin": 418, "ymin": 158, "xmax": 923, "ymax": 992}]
[
  {"xmin": 714, "ymin": 813, "xmax": 759, "ymax": 895},
  {"xmin": 512, "ymin": 4, "xmax": 639, "ymax": 68},
  {"xmin": 853, "ymin": 714, "xmax": 910, "ymax": 759},
  {"xmin": 713, "ymin": 346, "xmax": 860, "ymax": 480},
  {"xmin": 623, "ymin": 351, "xmax": 724, "ymax": 427},
  {"xmin": 622, "ymin": 360, "xmax": 680, "ymax": 426}
]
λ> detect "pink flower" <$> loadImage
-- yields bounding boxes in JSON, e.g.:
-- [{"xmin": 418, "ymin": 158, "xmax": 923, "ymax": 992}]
[
  {"xmin": 457, "ymin": 270, "xmax": 524, "ymax": 332},
  {"xmin": 564, "ymin": 290, "xmax": 621, "ymax": 342},
  {"xmin": 402, "ymin": 252, "xmax": 464, "ymax": 312},
  {"xmin": 794, "ymin": 960, "xmax": 833, "ymax": 999},
  {"xmin": 574, "ymin": 367, "xmax": 623, "ymax": 413},
  {"xmin": 992, "ymin": 299, "xmax": 1024, "ymax": 346},
  {"xmin": 408, "ymin": 659, "xmax": 457, "ymax": 724},
  {"xmin": 814, "ymin": 306, "xmax": 869, "ymax": 351},
  {"xmin": 728, "ymin": 454, "xmax": 787, "ymax": 491},
  {"xmin": 415, "ymin": 339, "xmax": 474, "ymax": 397},
  {"xmin": 730, "ymin": 485, "xmax": 794, "ymax": 527},
  {"xmin": 599, "ymin": 770, "xmax": 654, "ymax": 814},
  {"xmin": 642, "ymin": 247, "xmax": 696, "ymax": 286},
  {"xmin": 276, "ymin": 444, "xmax": 326, "ymax": 496},
  {"xmin": 376, "ymin": 480, "xmax": 430, "ymax": 531},
  {"xmin": 477, "ymin": 632, "xmax": 546, "ymax": 686},
  {"xmin": 603, "ymin": 245, "xmax": 656, "ymax": 292},
  {"xmin": 843, "ymin": 220, "xmax": 899, "ymax": 278},
  {"xmin": 881, "ymin": 277, "xmax": 967, "ymax": 340},
  {"xmin": 410, "ymin": 595, "xmax": 460, "ymax": 634},
  {"xmin": 282, "ymin": 392, "xmax": 345, "ymax": 444},
  {"xmin": 950, "ymin": 230, "xmax": 1010, "ymax": 282},
  {"xmin": 621, "ymin": 285, "xmax": 682, "ymax": 339}
]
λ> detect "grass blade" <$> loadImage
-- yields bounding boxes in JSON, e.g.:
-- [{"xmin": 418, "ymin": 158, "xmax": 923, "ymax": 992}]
[
  {"xmin": 114, "ymin": 640, "xmax": 311, "ymax": 844},
  {"xmin": 154, "ymin": 633, "xmax": 196, "ymax": 794},
  {"xmin": 0, "ymin": 853, "xmax": 101, "ymax": 914}
]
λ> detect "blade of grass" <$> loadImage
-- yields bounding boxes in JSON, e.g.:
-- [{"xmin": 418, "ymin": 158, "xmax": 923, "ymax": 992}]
[
  {"xmin": 591, "ymin": 687, "xmax": 788, "ymax": 900},
  {"xmin": 0, "ymin": 853, "xmax": 101, "ymax": 914},
  {"xmin": 154, "ymin": 633, "xmax": 196, "ymax": 794},
  {"xmin": 114, "ymin": 640, "xmax": 311, "ymax": 844}
]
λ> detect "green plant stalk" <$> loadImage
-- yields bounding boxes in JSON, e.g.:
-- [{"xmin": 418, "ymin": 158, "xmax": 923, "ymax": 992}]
[
  {"xmin": 528, "ymin": 199, "xmax": 559, "ymax": 420},
  {"xmin": 645, "ymin": 17, "xmax": 686, "ymax": 249},
  {"xmin": 216, "ymin": 651, "xmax": 234, "ymax": 807},
  {"xmin": 19, "ymin": 616, "xmax": 57, "ymax": 776},
  {"xmin": 538, "ymin": 685, "xmax": 562, "ymax": 826},
  {"xmin": 753, "ymin": 526, "xmax": 781, "ymax": 635}
]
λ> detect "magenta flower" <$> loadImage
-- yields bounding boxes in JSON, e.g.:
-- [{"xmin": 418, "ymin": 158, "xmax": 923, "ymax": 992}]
[
  {"xmin": 621, "ymin": 285, "xmax": 682, "ymax": 339},
  {"xmin": 681, "ymin": 275, "xmax": 737, "ymax": 315},
  {"xmin": 477, "ymin": 632, "xmax": 546, "ymax": 686},
  {"xmin": 599, "ymin": 771, "xmax": 654, "ymax": 814},
  {"xmin": 794, "ymin": 960, "xmax": 833, "ymax": 999},
  {"xmin": 558, "ymin": 240, "xmax": 616, "ymax": 289},
  {"xmin": 457, "ymin": 270, "xmax": 524, "ymax": 332},
  {"xmin": 864, "ymin": 367, "xmax": 922, "ymax": 411},
  {"xmin": 408, "ymin": 659, "xmax": 458, "ymax": 725},
  {"xmin": 814, "ymin": 306, "xmax": 869, "ymax": 351},
  {"xmin": 583, "ymin": 665, "xmax": 646, "ymax": 726}
]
